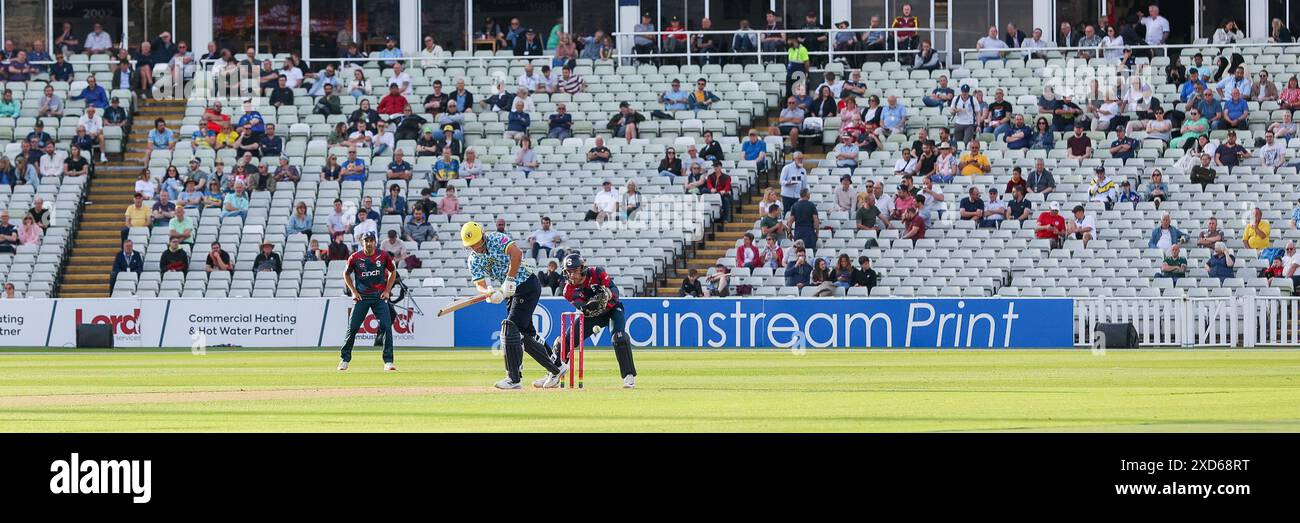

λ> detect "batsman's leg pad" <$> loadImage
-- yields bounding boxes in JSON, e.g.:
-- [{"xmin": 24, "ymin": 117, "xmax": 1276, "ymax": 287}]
[
  {"xmin": 501, "ymin": 319, "xmax": 525, "ymax": 382},
  {"xmin": 613, "ymin": 331, "xmax": 636, "ymax": 378},
  {"xmin": 524, "ymin": 332, "xmax": 561, "ymax": 374}
]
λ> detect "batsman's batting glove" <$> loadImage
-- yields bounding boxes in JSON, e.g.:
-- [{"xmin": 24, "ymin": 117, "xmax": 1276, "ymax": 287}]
[
  {"xmin": 487, "ymin": 289, "xmax": 506, "ymax": 304},
  {"xmin": 501, "ymin": 280, "xmax": 517, "ymax": 297}
]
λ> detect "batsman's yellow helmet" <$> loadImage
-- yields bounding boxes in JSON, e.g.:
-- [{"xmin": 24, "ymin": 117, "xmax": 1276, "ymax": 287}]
[{"xmin": 460, "ymin": 221, "xmax": 484, "ymax": 247}]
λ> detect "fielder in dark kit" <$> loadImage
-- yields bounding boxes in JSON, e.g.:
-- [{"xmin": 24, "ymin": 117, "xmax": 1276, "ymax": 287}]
[{"xmin": 337, "ymin": 231, "xmax": 398, "ymax": 371}]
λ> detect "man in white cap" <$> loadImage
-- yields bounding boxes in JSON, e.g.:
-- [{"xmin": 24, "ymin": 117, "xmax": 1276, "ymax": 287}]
[{"xmin": 1035, "ymin": 201, "xmax": 1067, "ymax": 249}]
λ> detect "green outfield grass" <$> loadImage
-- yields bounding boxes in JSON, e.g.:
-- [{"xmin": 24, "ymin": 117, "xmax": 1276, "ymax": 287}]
[{"xmin": 1, "ymin": 349, "xmax": 1298, "ymax": 432}]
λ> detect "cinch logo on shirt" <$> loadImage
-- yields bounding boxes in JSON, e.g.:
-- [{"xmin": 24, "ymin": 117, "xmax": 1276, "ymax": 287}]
[{"xmin": 359, "ymin": 269, "xmax": 382, "ymax": 278}]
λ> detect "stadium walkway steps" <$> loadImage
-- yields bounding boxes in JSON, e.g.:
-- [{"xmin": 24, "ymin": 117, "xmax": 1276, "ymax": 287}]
[
  {"xmin": 654, "ymin": 151, "xmax": 825, "ymax": 295},
  {"xmin": 57, "ymin": 99, "xmax": 188, "ymax": 298}
]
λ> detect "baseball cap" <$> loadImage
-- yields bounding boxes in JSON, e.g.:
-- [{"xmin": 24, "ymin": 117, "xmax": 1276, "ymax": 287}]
[
  {"xmin": 840, "ymin": 174, "xmax": 852, "ymax": 182},
  {"xmin": 1049, "ymin": 201, "xmax": 1061, "ymax": 211},
  {"xmin": 960, "ymin": 84, "xmax": 971, "ymax": 92},
  {"xmin": 422, "ymin": 125, "xmax": 434, "ymax": 134},
  {"xmin": 442, "ymin": 124, "xmax": 454, "ymax": 132},
  {"xmin": 619, "ymin": 101, "xmax": 630, "ymax": 108},
  {"xmin": 361, "ymin": 231, "xmax": 378, "ymax": 241}
]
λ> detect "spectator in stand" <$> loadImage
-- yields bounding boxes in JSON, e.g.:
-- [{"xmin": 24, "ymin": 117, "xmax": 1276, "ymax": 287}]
[
  {"xmin": 1197, "ymin": 217, "xmax": 1226, "ymax": 248},
  {"xmin": 252, "ymin": 241, "xmax": 282, "ymax": 275},
  {"xmin": 1088, "ymin": 167, "xmax": 1117, "ymax": 208},
  {"xmin": 1148, "ymin": 213, "xmax": 1187, "ymax": 250},
  {"xmin": 340, "ymin": 149, "xmax": 367, "ymax": 183},
  {"xmin": 1145, "ymin": 169, "xmax": 1170, "ymax": 204},
  {"xmin": 513, "ymin": 137, "xmax": 538, "ymax": 175},
  {"xmin": 1244, "ymin": 208, "xmax": 1272, "ymax": 249},
  {"xmin": 735, "ymin": 233, "xmax": 761, "ymax": 269},
  {"xmin": 922, "ymin": 76, "xmax": 956, "ymax": 109},
  {"xmin": 913, "ymin": 39, "xmax": 942, "ymax": 70},
  {"xmin": 145, "ymin": 118, "xmax": 176, "ymax": 163},
  {"xmin": 1220, "ymin": 88, "xmax": 1249, "ymax": 130},
  {"xmin": 1251, "ymin": 69, "xmax": 1279, "ymax": 102},
  {"xmin": 515, "ymin": 28, "xmax": 544, "ymax": 57},
  {"xmin": 1279, "ymin": 76, "xmax": 1300, "ymax": 111},
  {"xmin": 1065, "ymin": 204, "xmax": 1097, "ymax": 247},
  {"xmin": 1106, "ymin": 127, "xmax": 1139, "ymax": 161},
  {"xmin": 221, "ymin": 181, "xmax": 250, "ymax": 221},
  {"xmin": 37, "ymin": 85, "xmax": 64, "ymax": 118},
  {"xmin": 660, "ymin": 79, "xmax": 690, "ymax": 111},
  {"xmin": 284, "ymin": 201, "xmax": 312, "ymax": 238},
  {"xmin": 649, "ymin": 146, "xmax": 677, "ymax": 176},
  {"xmin": 1270, "ymin": 112, "xmax": 1299, "ymax": 146},
  {"xmin": 880, "ymin": 95, "xmax": 908, "ymax": 136},
  {"xmin": 892, "ymin": 3, "xmax": 921, "ymax": 51},
  {"xmin": 900, "ymin": 207, "xmax": 926, "ymax": 242},
  {"xmin": 1004, "ymin": 186, "xmax": 1032, "ymax": 221},
  {"xmin": 742, "ymin": 130, "xmax": 768, "ymax": 171},
  {"xmin": 0, "ymin": 214, "xmax": 19, "ymax": 254},
  {"xmin": 586, "ymin": 137, "xmax": 612, "ymax": 163},
  {"xmin": 526, "ymin": 216, "xmax": 566, "ymax": 262},
  {"xmin": 704, "ymin": 264, "xmax": 730, "ymax": 297},
  {"xmin": 779, "ymin": 152, "xmax": 808, "ymax": 213},
  {"xmin": 785, "ymin": 250, "xmax": 812, "ymax": 290},
  {"xmin": 958, "ymin": 186, "xmax": 986, "ymax": 225},
  {"xmin": 546, "ymin": 103, "xmax": 573, "ymax": 140},
  {"xmin": 976, "ymin": 26, "xmax": 1009, "ymax": 62},
  {"xmin": 679, "ymin": 268, "xmax": 704, "ymax": 297},
  {"xmin": 855, "ymin": 192, "xmax": 889, "ymax": 232},
  {"xmin": 1035, "ymin": 201, "xmax": 1067, "ymax": 248},
  {"xmin": 150, "ymin": 191, "xmax": 176, "ymax": 227},
  {"xmin": 1205, "ymin": 242, "xmax": 1236, "ymax": 281},
  {"xmin": 120, "ymin": 192, "xmax": 151, "ymax": 240},
  {"xmin": 1002, "ymin": 115, "xmax": 1034, "ymax": 150},
  {"xmin": 786, "ymin": 189, "xmax": 820, "ymax": 250},
  {"xmin": 1156, "ymin": 244, "xmax": 1187, "ymax": 281},
  {"xmin": 0, "ymin": 89, "xmax": 20, "ymax": 117},
  {"xmin": 760, "ymin": 202, "xmax": 786, "ymax": 238},
  {"xmin": 439, "ymin": 186, "xmax": 461, "ymax": 217},
  {"xmin": 849, "ymin": 256, "xmax": 880, "ymax": 291},
  {"xmin": 985, "ymin": 89, "xmax": 1014, "ymax": 136},
  {"xmin": 159, "ymin": 237, "xmax": 189, "ymax": 273},
  {"xmin": 1116, "ymin": 180, "xmax": 1143, "ymax": 208},
  {"xmin": 381, "ymin": 184, "xmax": 407, "ymax": 217},
  {"xmin": 706, "ymin": 161, "xmax": 734, "ymax": 221},
  {"xmin": 1171, "ymin": 108, "xmax": 1209, "ymax": 149},
  {"xmin": 16, "ymin": 213, "xmax": 41, "ymax": 247},
  {"xmin": 834, "ymin": 175, "xmax": 856, "ymax": 212},
  {"xmin": 1215, "ymin": 131, "xmax": 1250, "ymax": 171},
  {"xmin": 607, "ymin": 102, "xmax": 643, "ymax": 143},
  {"xmin": 402, "ymin": 207, "xmax": 437, "ymax": 244},
  {"xmin": 758, "ymin": 235, "xmax": 784, "ymax": 269},
  {"xmin": 377, "ymin": 84, "xmax": 408, "ymax": 116},
  {"xmin": 1180, "ymin": 69, "xmax": 1208, "ymax": 102},
  {"xmin": 769, "ymin": 97, "xmax": 805, "ymax": 148},
  {"xmin": 958, "ymin": 140, "xmax": 991, "ymax": 176},
  {"xmin": 534, "ymin": 260, "xmax": 564, "ymax": 296},
  {"xmin": 109, "ymin": 239, "xmax": 144, "ymax": 288}
]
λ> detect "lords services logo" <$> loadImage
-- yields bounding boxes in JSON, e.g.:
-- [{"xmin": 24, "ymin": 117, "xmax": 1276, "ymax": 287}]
[{"xmin": 74, "ymin": 308, "xmax": 142, "ymax": 336}]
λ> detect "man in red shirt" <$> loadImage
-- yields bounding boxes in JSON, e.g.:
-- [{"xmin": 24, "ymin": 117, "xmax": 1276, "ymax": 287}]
[
  {"xmin": 901, "ymin": 207, "xmax": 926, "ymax": 242},
  {"xmin": 705, "ymin": 160, "xmax": 733, "ymax": 221},
  {"xmin": 891, "ymin": 4, "xmax": 920, "ymax": 51},
  {"xmin": 377, "ymin": 84, "xmax": 409, "ymax": 115},
  {"xmin": 203, "ymin": 100, "xmax": 230, "ymax": 134},
  {"xmin": 1035, "ymin": 201, "xmax": 1067, "ymax": 248}
]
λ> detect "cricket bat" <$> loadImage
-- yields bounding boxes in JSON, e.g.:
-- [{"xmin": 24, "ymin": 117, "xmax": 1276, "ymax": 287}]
[{"xmin": 437, "ymin": 294, "xmax": 489, "ymax": 317}]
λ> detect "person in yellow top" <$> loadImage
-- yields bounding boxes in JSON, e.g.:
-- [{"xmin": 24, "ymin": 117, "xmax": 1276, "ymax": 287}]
[
  {"xmin": 958, "ymin": 140, "xmax": 991, "ymax": 176},
  {"xmin": 1243, "ymin": 207, "xmax": 1272, "ymax": 249},
  {"xmin": 122, "ymin": 192, "xmax": 151, "ymax": 240},
  {"xmin": 785, "ymin": 35, "xmax": 809, "ymax": 97},
  {"xmin": 211, "ymin": 121, "xmax": 240, "ymax": 150}
]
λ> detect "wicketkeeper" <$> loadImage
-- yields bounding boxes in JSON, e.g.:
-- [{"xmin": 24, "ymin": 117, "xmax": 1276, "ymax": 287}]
[
  {"xmin": 338, "ymin": 231, "xmax": 397, "ymax": 371},
  {"xmin": 542, "ymin": 253, "xmax": 637, "ymax": 388},
  {"xmin": 461, "ymin": 221, "xmax": 566, "ymax": 389}
]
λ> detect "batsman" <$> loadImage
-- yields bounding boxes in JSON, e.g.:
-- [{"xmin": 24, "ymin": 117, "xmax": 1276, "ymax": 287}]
[
  {"xmin": 541, "ymin": 254, "xmax": 637, "ymax": 389},
  {"xmin": 338, "ymin": 231, "xmax": 397, "ymax": 371},
  {"xmin": 461, "ymin": 221, "xmax": 567, "ymax": 389}
]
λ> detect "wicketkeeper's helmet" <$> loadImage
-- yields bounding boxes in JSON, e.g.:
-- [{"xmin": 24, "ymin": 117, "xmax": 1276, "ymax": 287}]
[
  {"xmin": 563, "ymin": 253, "xmax": 586, "ymax": 285},
  {"xmin": 460, "ymin": 221, "xmax": 484, "ymax": 247}
]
